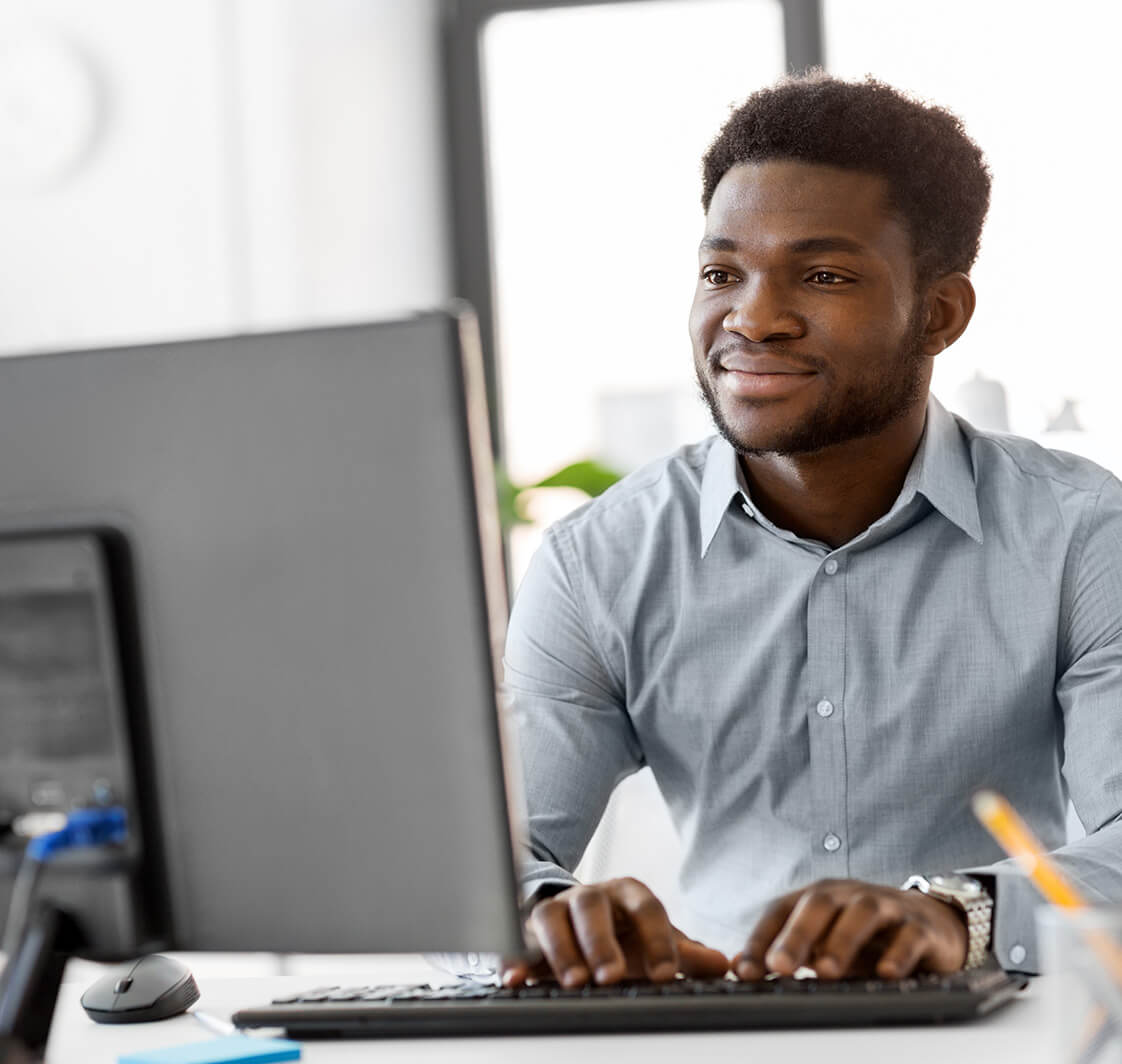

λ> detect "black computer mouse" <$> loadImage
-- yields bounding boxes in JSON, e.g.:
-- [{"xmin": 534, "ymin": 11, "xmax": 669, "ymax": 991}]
[{"xmin": 80, "ymin": 954, "xmax": 200, "ymax": 1024}]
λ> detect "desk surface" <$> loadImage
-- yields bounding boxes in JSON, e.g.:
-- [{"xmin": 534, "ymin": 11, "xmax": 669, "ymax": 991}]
[{"xmin": 47, "ymin": 961, "xmax": 1053, "ymax": 1063}]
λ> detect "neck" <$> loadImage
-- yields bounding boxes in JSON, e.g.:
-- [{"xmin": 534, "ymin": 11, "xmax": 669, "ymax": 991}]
[{"xmin": 739, "ymin": 403, "xmax": 928, "ymax": 549}]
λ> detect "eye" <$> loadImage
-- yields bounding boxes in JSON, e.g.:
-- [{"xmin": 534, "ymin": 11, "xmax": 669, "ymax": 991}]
[
  {"xmin": 808, "ymin": 270, "xmax": 851, "ymax": 286},
  {"xmin": 702, "ymin": 268, "xmax": 736, "ymax": 287}
]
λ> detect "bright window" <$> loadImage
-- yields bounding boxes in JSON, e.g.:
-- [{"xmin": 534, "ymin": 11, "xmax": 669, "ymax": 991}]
[
  {"xmin": 482, "ymin": 0, "xmax": 786, "ymax": 583},
  {"xmin": 825, "ymin": 0, "xmax": 1122, "ymax": 470}
]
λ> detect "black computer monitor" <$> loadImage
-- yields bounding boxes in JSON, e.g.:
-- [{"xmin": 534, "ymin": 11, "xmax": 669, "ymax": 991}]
[{"xmin": 0, "ymin": 311, "xmax": 524, "ymax": 973}]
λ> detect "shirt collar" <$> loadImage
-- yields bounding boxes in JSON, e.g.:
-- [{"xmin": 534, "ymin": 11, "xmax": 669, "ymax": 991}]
[
  {"xmin": 697, "ymin": 394, "xmax": 983, "ymax": 558},
  {"xmin": 905, "ymin": 394, "xmax": 984, "ymax": 545},
  {"xmin": 698, "ymin": 434, "xmax": 743, "ymax": 557}
]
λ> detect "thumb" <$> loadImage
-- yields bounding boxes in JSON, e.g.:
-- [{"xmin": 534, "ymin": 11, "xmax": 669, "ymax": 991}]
[{"xmin": 673, "ymin": 931, "xmax": 730, "ymax": 978}]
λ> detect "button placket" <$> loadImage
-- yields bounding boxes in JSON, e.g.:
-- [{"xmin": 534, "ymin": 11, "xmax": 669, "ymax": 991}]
[{"xmin": 806, "ymin": 552, "xmax": 849, "ymax": 877}]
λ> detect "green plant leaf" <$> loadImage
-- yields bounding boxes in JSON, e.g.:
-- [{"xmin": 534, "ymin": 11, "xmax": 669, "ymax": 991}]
[
  {"xmin": 529, "ymin": 459, "xmax": 622, "ymax": 497},
  {"xmin": 494, "ymin": 458, "xmax": 624, "ymax": 532}
]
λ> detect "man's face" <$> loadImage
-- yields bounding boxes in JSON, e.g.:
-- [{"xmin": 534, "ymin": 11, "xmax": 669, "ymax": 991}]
[{"xmin": 689, "ymin": 161, "xmax": 931, "ymax": 457}]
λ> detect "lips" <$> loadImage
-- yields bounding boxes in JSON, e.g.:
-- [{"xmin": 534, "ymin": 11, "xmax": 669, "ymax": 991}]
[
  {"xmin": 714, "ymin": 352, "xmax": 817, "ymax": 400},
  {"xmin": 718, "ymin": 353, "xmax": 815, "ymax": 375}
]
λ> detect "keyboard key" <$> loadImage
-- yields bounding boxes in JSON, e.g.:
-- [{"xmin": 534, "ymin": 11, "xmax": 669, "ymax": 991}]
[
  {"xmin": 359, "ymin": 985, "xmax": 410, "ymax": 1001},
  {"xmin": 297, "ymin": 991, "xmax": 337, "ymax": 1003},
  {"xmin": 389, "ymin": 988, "xmax": 437, "ymax": 1001},
  {"xmin": 326, "ymin": 987, "xmax": 370, "ymax": 1001}
]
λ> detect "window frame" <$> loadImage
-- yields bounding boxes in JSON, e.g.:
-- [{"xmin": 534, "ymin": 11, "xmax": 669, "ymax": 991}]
[{"xmin": 439, "ymin": 0, "xmax": 824, "ymax": 456}]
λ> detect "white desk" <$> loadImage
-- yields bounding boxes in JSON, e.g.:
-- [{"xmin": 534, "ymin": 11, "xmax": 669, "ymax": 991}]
[{"xmin": 46, "ymin": 961, "xmax": 1054, "ymax": 1064}]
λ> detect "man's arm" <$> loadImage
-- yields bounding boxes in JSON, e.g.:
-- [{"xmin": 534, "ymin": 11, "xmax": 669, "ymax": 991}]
[
  {"xmin": 960, "ymin": 477, "xmax": 1122, "ymax": 970},
  {"xmin": 504, "ymin": 523, "xmax": 643, "ymax": 899},
  {"xmin": 960, "ymin": 473, "xmax": 1122, "ymax": 972},
  {"xmin": 502, "ymin": 524, "xmax": 728, "ymax": 985}
]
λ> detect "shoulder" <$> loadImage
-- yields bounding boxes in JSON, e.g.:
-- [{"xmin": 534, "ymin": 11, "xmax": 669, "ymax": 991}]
[
  {"xmin": 513, "ymin": 440, "xmax": 712, "ymax": 651},
  {"xmin": 956, "ymin": 415, "xmax": 1116, "ymax": 496},
  {"xmin": 952, "ymin": 415, "xmax": 1122, "ymax": 566}
]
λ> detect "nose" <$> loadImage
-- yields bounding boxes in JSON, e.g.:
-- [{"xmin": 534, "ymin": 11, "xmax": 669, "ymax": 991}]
[{"xmin": 722, "ymin": 278, "xmax": 804, "ymax": 343}]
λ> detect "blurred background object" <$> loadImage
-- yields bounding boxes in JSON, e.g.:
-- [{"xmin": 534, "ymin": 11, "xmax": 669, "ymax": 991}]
[{"xmin": 953, "ymin": 371, "xmax": 1010, "ymax": 433}]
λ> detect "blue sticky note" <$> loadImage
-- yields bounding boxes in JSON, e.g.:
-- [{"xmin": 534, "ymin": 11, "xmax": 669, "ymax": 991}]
[{"xmin": 118, "ymin": 1034, "xmax": 301, "ymax": 1064}]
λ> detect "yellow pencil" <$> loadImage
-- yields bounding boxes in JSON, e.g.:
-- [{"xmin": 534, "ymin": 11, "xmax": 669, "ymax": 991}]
[
  {"xmin": 973, "ymin": 787, "xmax": 1122, "ymax": 1062},
  {"xmin": 971, "ymin": 789, "xmax": 1086, "ymax": 910}
]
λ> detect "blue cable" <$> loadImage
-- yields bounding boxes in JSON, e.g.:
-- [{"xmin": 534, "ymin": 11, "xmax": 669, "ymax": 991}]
[
  {"xmin": 2, "ymin": 806, "xmax": 130, "ymax": 961},
  {"xmin": 24, "ymin": 806, "xmax": 129, "ymax": 862}
]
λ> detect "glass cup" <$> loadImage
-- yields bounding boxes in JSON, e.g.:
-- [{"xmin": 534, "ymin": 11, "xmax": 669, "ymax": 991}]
[{"xmin": 1038, "ymin": 904, "xmax": 1122, "ymax": 1064}]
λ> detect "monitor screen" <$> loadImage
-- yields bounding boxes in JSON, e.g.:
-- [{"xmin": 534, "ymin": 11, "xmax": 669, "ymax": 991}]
[{"xmin": 0, "ymin": 311, "xmax": 524, "ymax": 957}]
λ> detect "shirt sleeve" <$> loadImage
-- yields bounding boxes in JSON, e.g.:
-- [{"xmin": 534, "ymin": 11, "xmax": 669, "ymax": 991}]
[
  {"xmin": 964, "ymin": 473, "xmax": 1122, "ymax": 972},
  {"xmin": 504, "ymin": 523, "xmax": 644, "ymax": 904}
]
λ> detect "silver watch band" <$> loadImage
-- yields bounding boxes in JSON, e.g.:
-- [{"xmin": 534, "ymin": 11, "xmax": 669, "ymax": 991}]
[
  {"xmin": 901, "ymin": 874, "xmax": 993, "ymax": 970},
  {"xmin": 958, "ymin": 894, "xmax": 994, "ymax": 970}
]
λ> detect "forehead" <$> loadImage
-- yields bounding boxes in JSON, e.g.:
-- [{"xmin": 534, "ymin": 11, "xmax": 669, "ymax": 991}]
[{"xmin": 703, "ymin": 160, "xmax": 912, "ymax": 262}]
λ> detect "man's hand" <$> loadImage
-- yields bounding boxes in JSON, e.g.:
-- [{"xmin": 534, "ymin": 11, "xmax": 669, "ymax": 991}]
[
  {"xmin": 501, "ymin": 877, "xmax": 729, "ymax": 988},
  {"xmin": 733, "ymin": 879, "xmax": 968, "ymax": 981}
]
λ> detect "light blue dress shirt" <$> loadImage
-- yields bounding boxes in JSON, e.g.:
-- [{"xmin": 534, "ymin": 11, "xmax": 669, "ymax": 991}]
[{"xmin": 505, "ymin": 396, "xmax": 1122, "ymax": 972}]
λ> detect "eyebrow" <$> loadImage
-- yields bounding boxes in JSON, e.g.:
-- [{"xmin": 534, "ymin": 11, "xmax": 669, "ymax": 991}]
[
  {"xmin": 788, "ymin": 236, "xmax": 868, "ymax": 255},
  {"xmin": 698, "ymin": 235, "xmax": 869, "ymax": 255}
]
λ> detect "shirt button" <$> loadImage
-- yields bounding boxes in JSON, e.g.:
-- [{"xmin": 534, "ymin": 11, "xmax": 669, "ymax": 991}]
[
  {"xmin": 824, "ymin": 559, "xmax": 839, "ymax": 575},
  {"xmin": 741, "ymin": 502, "xmax": 754, "ymax": 517},
  {"xmin": 823, "ymin": 833, "xmax": 842, "ymax": 852},
  {"xmin": 1009, "ymin": 944, "xmax": 1026, "ymax": 966},
  {"xmin": 816, "ymin": 699, "xmax": 835, "ymax": 718}
]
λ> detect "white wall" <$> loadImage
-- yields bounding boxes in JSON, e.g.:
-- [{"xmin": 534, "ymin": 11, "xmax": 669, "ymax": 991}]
[
  {"xmin": 0, "ymin": 0, "xmax": 451, "ymax": 356},
  {"xmin": 0, "ymin": 0, "xmax": 454, "ymax": 978}
]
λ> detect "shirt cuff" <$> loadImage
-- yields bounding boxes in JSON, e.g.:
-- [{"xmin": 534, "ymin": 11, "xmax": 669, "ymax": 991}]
[
  {"xmin": 518, "ymin": 862, "xmax": 579, "ymax": 912},
  {"xmin": 958, "ymin": 862, "xmax": 1042, "ymax": 972}
]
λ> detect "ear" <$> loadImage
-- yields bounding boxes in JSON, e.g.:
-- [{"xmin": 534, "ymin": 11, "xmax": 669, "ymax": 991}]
[{"xmin": 920, "ymin": 273, "xmax": 976, "ymax": 356}]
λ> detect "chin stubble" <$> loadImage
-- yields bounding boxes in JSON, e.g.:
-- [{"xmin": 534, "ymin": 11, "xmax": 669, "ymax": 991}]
[{"xmin": 695, "ymin": 317, "xmax": 928, "ymax": 458}]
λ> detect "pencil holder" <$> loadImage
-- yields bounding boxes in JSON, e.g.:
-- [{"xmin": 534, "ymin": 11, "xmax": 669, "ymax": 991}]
[{"xmin": 1038, "ymin": 904, "xmax": 1122, "ymax": 1064}]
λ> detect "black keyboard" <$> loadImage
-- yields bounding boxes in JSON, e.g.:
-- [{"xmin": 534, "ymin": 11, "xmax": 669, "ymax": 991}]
[{"xmin": 232, "ymin": 968, "xmax": 1029, "ymax": 1038}]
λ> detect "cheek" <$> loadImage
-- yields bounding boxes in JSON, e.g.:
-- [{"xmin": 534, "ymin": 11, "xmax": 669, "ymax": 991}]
[
  {"xmin": 825, "ymin": 300, "xmax": 906, "ymax": 356},
  {"xmin": 688, "ymin": 295, "xmax": 720, "ymax": 350}
]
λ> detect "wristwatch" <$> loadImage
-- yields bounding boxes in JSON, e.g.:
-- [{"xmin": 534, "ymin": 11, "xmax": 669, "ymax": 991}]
[{"xmin": 900, "ymin": 872, "xmax": 993, "ymax": 970}]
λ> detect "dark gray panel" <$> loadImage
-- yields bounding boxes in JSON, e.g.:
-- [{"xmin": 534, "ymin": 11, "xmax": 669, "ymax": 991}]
[{"xmin": 0, "ymin": 314, "xmax": 523, "ymax": 955}]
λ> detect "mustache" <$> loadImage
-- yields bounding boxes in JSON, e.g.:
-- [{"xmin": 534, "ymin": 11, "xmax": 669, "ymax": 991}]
[{"xmin": 707, "ymin": 342, "xmax": 827, "ymax": 374}]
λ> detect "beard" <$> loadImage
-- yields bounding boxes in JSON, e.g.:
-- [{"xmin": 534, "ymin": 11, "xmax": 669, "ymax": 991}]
[{"xmin": 694, "ymin": 307, "xmax": 929, "ymax": 458}]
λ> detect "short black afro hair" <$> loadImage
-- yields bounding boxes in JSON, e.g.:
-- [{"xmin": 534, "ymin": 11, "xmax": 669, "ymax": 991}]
[{"xmin": 701, "ymin": 72, "xmax": 992, "ymax": 288}]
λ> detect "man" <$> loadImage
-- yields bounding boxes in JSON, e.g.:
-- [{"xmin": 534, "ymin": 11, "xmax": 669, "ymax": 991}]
[{"xmin": 500, "ymin": 72, "xmax": 1122, "ymax": 989}]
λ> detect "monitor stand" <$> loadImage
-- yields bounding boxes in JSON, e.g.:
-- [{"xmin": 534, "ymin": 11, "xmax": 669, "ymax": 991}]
[{"xmin": 0, "ymin": 900, "xmax": 83, "ymax": 1059}]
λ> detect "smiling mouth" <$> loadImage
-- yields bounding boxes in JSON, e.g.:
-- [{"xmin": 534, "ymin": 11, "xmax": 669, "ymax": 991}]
[{"xmin": 719, "ymin": 368, "xmax": 817, "ymax": 400}]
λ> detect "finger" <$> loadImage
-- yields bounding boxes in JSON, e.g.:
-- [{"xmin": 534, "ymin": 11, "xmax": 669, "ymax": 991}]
[
  {"xmin": 875, "ymin": 921, "xmax": 930, "ymax": 979},
  {"xmin": 529, "ymin": 896, "xmax": 590, "ymax": 987},
  {"xmin": 733, "ymin": 893, "xmax": 800, "ymax": 980},
  {"xmin": 675, "ymin": 933, "xmax": 731, "ymax": 979},
  {"xmin": 764, "ymin": 889, "xmax": 844, "ymax": 976},
  {"xmin": 569, "ymin": 888, "xmax": 627, "ymax": 984},
  {"xmin": 815, "ymin": 893, "xmax": 898, "ymax": 978},
  {"xmin": 500, "ymin": 949, "xmax": 554, "ymax": 987},
  {"xmin": 500, "ymin": 958, "xmax": 536, "ymax": 987},
  {"xmin": 501, "ymin": 918, "xmax": 549, "ymax": 987},
  {"xmin": 611, "ymin": 878, "xmax": 678, "ymax": 981}
]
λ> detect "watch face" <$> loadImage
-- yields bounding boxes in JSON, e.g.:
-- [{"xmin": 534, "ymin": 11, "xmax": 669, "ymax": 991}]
[{"xmin": 929, "ymin": 874, "xmax": 981, "ymax": 897}]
